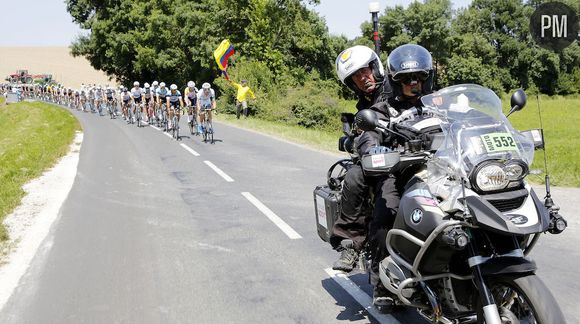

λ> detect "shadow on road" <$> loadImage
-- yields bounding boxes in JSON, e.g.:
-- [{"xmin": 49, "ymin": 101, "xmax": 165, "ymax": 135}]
[{"xmin": 321, "ymin": 272, "xmax": 427, "ymax": 323}]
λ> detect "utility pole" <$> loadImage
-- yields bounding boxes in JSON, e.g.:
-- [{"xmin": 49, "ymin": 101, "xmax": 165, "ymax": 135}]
[{"xmin": 369, "ymin": 2, "xmax": 381, "ymax": 54}]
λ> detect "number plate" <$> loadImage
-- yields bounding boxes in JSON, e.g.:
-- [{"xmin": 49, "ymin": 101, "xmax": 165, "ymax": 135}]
[{"xmin": 480, "ymin": 132, "xmax": 519, "ymax": 153}]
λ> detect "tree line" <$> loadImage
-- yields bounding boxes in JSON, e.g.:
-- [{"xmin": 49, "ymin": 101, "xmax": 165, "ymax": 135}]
[{"xmin": 66, "ymin": 0, "xmax": 579, "ymax": 129}]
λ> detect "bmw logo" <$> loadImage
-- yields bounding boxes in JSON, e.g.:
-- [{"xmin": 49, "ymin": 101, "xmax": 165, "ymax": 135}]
[{"xmin": 411, "ymin": 209, "xmax": 423, "ymax": 224}]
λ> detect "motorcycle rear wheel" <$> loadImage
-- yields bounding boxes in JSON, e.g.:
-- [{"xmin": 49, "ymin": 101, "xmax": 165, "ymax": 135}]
[{"xmin": 476, "ymin": 274, "xmax": 565, "ymax": 324}]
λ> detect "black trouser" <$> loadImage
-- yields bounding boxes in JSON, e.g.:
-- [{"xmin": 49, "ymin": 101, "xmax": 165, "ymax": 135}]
[
  {"xmin": 368, "ymin": 175, "xmax": 401, "ymax": 286},
  {"xmin": 330, "ymin": 165, "xmax": 400, "ymax": 254},
  {"xmin": 330, "ymin": 165, "xmax": 369, "ymax": 251}
]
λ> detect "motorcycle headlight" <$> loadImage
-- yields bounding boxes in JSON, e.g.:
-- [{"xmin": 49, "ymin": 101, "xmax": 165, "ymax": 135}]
[
  {"xmin": 474, "ymin": 163, "xmax": 508, "ymax": 191},
  {"xmin": 471, "ymin": 160, "xmax": 528, "ymax": 192},
  {"xmin": 505, "ymin": 161, "xmax": 528, "ymax": 181}
]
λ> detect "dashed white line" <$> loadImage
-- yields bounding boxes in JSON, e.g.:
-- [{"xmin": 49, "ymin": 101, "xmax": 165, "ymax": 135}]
[
  {"xmin": 204, "ymin": 161, "xmax": 234, "ymax": 182},
  {"xmin": 324, "ymin": 268, "xmax": 398, "ymax": 324},
  {"xmin": 180, "ymin": 143, "xmax": 200, "ymax": 156},
  {"xmin": 164, "ymin": 132, "xmax": 173, "ymax": 139},
  {"xmin": 241, "ymin": 192, "xmax": 302, "ymax": 239},
  {"xmin": 150, "ymin": 125, "xmax": 160, "ymax": 131}
]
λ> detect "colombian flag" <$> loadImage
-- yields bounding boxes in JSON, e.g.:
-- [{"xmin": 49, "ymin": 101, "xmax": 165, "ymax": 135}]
[{"xmin": 213, "ymin": 39, "xmax": 235, "ymax": 79}]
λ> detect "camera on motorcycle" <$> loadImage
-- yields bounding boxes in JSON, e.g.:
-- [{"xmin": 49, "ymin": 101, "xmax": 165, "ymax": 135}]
[
  {"xmin": 338, "ymin": 136, "xmax": 354, "ymax": 153},
  {"xmin": 341, "ymin": 113, "xmax": 355, "ymax": 135},
  {"xmin": 354, "ymin": 109, "xmax": 378, "ymax": 131},
  {"xmin": 506, "ymin": 89, "xmax": 526, "ymax": 117}
]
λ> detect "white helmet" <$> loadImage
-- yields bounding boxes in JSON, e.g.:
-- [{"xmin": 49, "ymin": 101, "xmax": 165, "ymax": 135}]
[
  {"xmin": 133, "ymin": 81, "xmax": 139, "ymax": 87},
  {"xmin": 187, "ymin": 81, "xmax": 195, "ymax": 88},
  {"xmin": 152, "ymin": 81, "xmax": 159, "ymax": 86},
  {"xmin": 144, "ymin": 82, "xmax": 150, "ymax": 88},
  {"xmin": 202, "ymin": 82, "xmax": 211, "ymax": 90},
  {"xmin": 335, "ymin": 45, "xmax": 384, "ymax": 93},
  {"xmin": 170, "ymin": 84, "xmax": 177, "ymax": 90},
  {"xmin": 160, "ymin": 82, "xmax": 166, "ymax": 87}
]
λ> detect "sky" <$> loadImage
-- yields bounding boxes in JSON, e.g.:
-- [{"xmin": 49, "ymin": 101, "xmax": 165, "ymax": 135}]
[{"xmin": 0, "ymin": 0, "xmax": 473, "ymax": 46}]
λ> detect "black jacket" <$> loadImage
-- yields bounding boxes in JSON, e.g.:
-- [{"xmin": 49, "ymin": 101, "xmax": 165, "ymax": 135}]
[{"xmin": 355, "ymin": 80, "xmax": 423, "ymax": 156}]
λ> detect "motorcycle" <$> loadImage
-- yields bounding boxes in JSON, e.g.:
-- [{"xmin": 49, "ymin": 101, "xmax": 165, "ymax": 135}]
[{"xmin": 314, "ymin": 84, "xmax": 567, "ymax": 323}]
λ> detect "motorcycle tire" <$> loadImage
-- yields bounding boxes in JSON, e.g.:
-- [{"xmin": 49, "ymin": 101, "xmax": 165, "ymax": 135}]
[{"xmin": 476, "ymin": 274, "xmax": 565, "ymax": 324}]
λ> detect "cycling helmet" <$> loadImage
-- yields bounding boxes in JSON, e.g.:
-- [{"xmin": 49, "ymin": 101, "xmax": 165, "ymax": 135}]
[
  {"xmin": 123, "ymin": 87, "xmax": 128, "ymax": 92},
  {"xmin": 187, "ymin": 81, "xmax": 195, "ymax": 88},
  {"xmin": 336, "ymin": 45, "xmax": 384, "ymax": 94},
  {"xmin": 170, "ymin": 84, "xmax": 178, "ymax": 90},
  {"xmin": 386, "ymin": 44, "xmax": 433, "ymax": 96},
  {"xmin": 160, "ymin": 82, "xmax": 166, "ymax": 87},
  {"xmin": 133, "ymin": 81, "xmax": 140, "ymax": 87},
  {"xmin": 152, "ymin": 81, "xmax": 159, "ymax": 86},
  {"xmin": 202, "ymin": 82, "xmax": 211, "ymax": 90},
  {"xmin": 144, "ymin": 82, "xmax": 150, "ymax": 88}
]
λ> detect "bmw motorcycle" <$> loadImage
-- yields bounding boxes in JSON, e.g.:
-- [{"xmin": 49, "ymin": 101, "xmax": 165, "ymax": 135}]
[{"xmin": 314, "ymin": 84, "xmax": 567, "ymax": 323}]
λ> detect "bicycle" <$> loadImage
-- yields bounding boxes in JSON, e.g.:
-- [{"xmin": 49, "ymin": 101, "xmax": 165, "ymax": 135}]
[
  {"xmin": 200, "ymin": 106, "xmax": 214, "ymax": 144},
  {"xmin": 187, "ymin": 106, "xmax": 199, "ymax": 136},
  {"xmin": 135, "ymin": 102, "xmax": 143, "ymax": 127}
]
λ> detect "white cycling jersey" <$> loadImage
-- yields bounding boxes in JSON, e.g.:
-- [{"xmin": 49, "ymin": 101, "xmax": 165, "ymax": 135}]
[{"xmin": 197, "ymin": 88, "xmax": 215, "ymax": 108}]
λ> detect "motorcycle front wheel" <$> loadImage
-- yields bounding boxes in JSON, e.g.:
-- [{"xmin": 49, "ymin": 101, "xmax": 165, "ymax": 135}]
[{"xmin": 476, "ymin": 274, "xmax": 565, "ymax": 324}]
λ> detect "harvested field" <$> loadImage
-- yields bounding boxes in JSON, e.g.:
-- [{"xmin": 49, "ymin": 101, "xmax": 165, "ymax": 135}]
[{"xmin": 0, "ymin": 47, "xmax": 113, "ymax": 88}]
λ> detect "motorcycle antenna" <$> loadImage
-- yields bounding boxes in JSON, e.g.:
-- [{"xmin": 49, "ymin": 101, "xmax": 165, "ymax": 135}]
[{"xmin": 536, "ymin": 94, "xmax": 554, "ymax": 208}]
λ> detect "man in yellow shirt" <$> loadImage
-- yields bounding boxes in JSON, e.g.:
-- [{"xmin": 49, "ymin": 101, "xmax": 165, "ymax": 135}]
[{"xmin": 229, "ymin": 79, "xmax": 256, "ymax": 119}]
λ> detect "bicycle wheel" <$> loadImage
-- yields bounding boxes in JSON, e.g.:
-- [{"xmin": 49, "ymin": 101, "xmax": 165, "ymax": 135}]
[{"xmin": 208, "ymin": 121, "xmax": 214, "ymax": 144}]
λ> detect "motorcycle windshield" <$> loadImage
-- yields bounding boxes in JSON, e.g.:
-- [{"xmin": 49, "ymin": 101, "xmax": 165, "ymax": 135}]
[{"xmin": 421, "ymin": 84, "xmax": 534, "ymax": 179}]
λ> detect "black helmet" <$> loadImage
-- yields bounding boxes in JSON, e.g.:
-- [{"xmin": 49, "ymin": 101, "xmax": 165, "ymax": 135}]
[{"xmin": 387, "ymin": 44, "xmax": 433, "ymax": 97}]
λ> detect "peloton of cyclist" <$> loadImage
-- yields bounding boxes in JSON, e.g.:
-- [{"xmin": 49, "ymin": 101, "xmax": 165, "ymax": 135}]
[{"xmin": 196, "ymin": 82, "xmax": 216, "ymax": 133}]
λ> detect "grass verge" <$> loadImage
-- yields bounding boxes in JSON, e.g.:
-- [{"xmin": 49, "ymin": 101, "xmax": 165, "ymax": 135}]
[
  {"xmin": 218, "ymin": 94, "xmax": 579, "ymax": 187},
  {"xmin": 216, "ymin": 113, "xmax": 344, "ymax": 154},
  {"xmin": 0, "ymin": 101, "xmax": 81, "ymax": 241}
]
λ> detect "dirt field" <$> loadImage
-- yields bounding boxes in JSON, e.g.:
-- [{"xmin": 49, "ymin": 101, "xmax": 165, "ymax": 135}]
[{"xmin": 0, "ymin": 47, "xmax": 113, "ymax": 88}]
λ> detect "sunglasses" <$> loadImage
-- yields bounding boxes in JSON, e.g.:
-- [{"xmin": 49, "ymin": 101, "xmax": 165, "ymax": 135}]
[{"xmin": 394, "ymin": 72, "xmax": 429, "ymax": 84}]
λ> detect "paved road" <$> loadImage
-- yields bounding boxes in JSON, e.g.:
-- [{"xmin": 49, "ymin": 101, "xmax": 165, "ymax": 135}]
[{"xmin": 0, "ymin": 108, "xmax": 578, "ymax": 323}]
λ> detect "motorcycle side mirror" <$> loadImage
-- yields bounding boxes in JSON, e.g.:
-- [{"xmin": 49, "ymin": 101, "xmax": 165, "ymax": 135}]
[
  {"xmin": 506, "ymin": 89, "xmax": 526, "ymax": 118},
  {"xmin": 354, "ymin": 109, "xmax": 378, "ymax": 131}
]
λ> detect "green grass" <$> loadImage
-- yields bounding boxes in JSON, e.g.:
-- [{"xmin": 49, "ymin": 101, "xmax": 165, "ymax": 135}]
[
  {"xmin": 218, "ymin": 94, "xmax": 579, "ymax": 187},
  {"xmin": 0, "ymin": 101, "xmax": 81, "ymax": 241},
  {"xmin": 506, "ymin": 95, "xmax": 580, "ymax": 187},
  {"xmin": 216, "ymin": 113, "xmax": 345, "ymax": 154}
]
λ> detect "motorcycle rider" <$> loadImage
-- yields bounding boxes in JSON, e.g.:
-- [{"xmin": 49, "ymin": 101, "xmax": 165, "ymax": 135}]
[{"xmin": 332, "ymin": 44, "xmax": 434, "ymax": 311}]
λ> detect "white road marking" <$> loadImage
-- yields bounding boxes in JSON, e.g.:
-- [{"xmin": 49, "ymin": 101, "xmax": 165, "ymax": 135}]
[
  {"xmin": 204, "ymin": 161, "xmax": 234, "ymax": 182},
  {"xmin": 164, "ymin": 132, "xmax": 173, "ymax": 139},
  {"xmin": 241, "ymin": 192, "xmax": 302, "ymax": 239},
  {"xmin": 180, "ymin": 144, "xmax": 200, "ymax": 156},
  {"xmin": 150, "ymin": 125, "xmax": 160, "ymax": 131},
  {"xmin": 324, "ymin": 268, "xmax": 399, "ymax": 324}
]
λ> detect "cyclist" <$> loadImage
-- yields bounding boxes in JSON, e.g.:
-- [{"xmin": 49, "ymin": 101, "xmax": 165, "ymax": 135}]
[
  {"xmin": 142, "ymin": 82, "xmax": 154, "ymax": 122},
  {"xmin": 166, "ymin": 84, "xmax": 184, "ymax": 130},
  {"xmin": 95, "ymin": 86, "xmax": 104, "ymax": 115},
  {"xmin": 196, "ymin": 82, "xmax": 216, "ymax": 134},
  {"xmin": 105, "ymin": 86, "xmax": 116, "ymax": 117},
  {"xmin": 184, "ymin": 81, "xmax": 198, "ymax": 132},
  {"xmin": 120, "ymin": 87, "xmax": 132, "ymax": 121},
  {"xmin": 130, "ymin": 81, "xmax": 143, "ymax": 123},
  {"xmin": 156, "ymin": 82, "xmax": 170, "ymax": 128}
]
